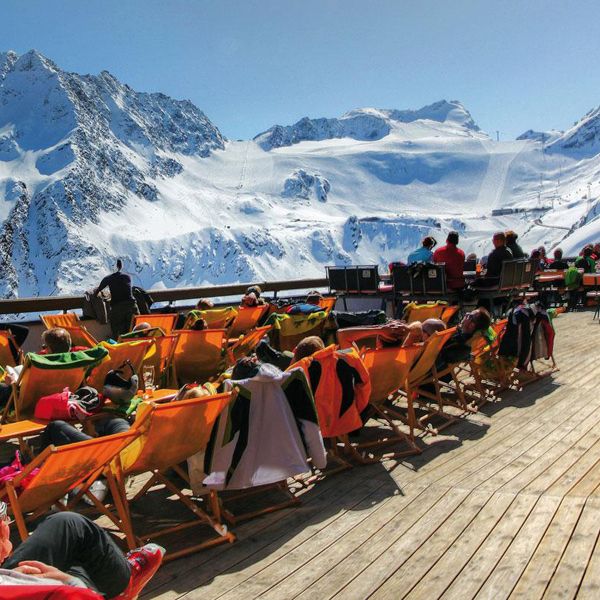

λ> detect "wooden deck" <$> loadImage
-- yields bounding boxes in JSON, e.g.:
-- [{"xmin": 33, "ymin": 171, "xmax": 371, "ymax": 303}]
[{"xmin": 143, "ymin": 310, "xmax": 600, "ymax": 600}]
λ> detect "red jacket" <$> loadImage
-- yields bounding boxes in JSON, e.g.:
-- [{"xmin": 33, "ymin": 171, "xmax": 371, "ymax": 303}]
[{"xmin": 433, "ymin": 243, "xmax": 465, "ymax": 289}]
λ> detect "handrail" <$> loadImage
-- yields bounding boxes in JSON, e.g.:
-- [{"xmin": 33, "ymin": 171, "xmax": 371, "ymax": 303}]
[{"xmin": 0, "ymin": 277, "xmax": 330, "ymax": 316}]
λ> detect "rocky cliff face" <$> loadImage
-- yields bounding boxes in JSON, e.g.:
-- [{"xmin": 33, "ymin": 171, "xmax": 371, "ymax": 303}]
[{"xmin": 0, "ymin": 50, "xmax": 225, "ymax": 296}]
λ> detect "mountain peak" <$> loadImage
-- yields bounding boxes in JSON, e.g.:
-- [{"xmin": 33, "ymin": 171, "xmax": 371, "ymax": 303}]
[{"xmin": 254, "ymin": 99, "xmax": 479, "ymax": 150}]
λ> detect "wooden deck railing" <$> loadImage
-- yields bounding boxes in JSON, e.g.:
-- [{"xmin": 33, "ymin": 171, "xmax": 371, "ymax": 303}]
[{"xmin": 0, "ymin": 277, "xmax": 331, "ymax": 317}]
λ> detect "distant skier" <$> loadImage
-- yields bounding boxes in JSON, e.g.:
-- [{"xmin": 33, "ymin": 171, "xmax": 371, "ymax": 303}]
[{"xmin": 94, "ymin": 259, "xmax": 139, "ymax": 339}]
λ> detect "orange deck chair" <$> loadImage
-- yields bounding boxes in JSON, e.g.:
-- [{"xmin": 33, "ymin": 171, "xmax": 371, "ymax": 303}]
[
  {"xmin": 2, "ymin": 429, "xmax": 139, "ymax": 541},
  {"xmin": 142, "ymin": 334, "xmax": 179, "ymax": 388},
  {"xmin": 226, "ymin": 325, "xmax": 272, "ymax": 365},
  {"xmin": 228, "ymin": 305, "xmax": 269, "ymax": 338},
  {"xmin": 266, "ymin": 312, "xmax": 329, "ymax": 352},
  {"xmin": 61, "ymin": 326, "xmax": 99, "ymax": 349},
  {"xmin": 293, "ymin": 344, "xmax": 372, "ymax": 467},
  {"xmin": 111, "ymin": 392, "xmax": 235, "ymax": 560},
  {"xmin": 173, "ymin": 329, "xmax": 227, "ymax": 384},
  {"xmin": 40, "ymin": 312, "xmax": 80, "ymax": 329},
  {"xmin": 397, "ymin": 327, "xmax": 465, "ymax": 436},
  {"xmin": 132, "ymin": 313, "xmax": 178, "ymax": 334},
  {"xmin": 5, "ymin": 347, "xmax": 109, "ymax": 422},
  {"xmin": 181, "ymin": 307, "xmax": 238, "ymax": 331},
  {"xmin": 317, "ymin": 296, "xmax": 337, "ymax": 313},
  {"xmin": 403, "ymin": 301, "xmax": 458, "ymax": 324},
  {"xmin": 85, "ymin": 340, "xmax": 154, "ymax": 391},
  {"xmin": 361, "ymin": 343, "xmax": 424, "ymax": 457},
  {"xmin": 0, "ymin": 330, "xmax": 19, "ymax": 367}
]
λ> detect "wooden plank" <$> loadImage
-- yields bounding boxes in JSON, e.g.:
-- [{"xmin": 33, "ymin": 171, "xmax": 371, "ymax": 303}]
[
  {"xmin": 508, "ymin": 496, "xmax": 585, "ymax": 599},
  {"xmin": 407, "ymin": 492, "xmax": 517, "ymax": 600},
  {"xmin": 256, "ymin": 484, "xmax": 434, "ymax": 600},
  {"xmin": 212, "ymin": 480, "xmax": 404, "ymax": 600},
  {"xmin": 328, "ymin": 488, "xmax": 471, "ymax": 599},
  {"xmin": 474, "ymin": 495, "xmax": 561, "ymax": 599},
  {"xmin": 293, "ymin": 484, "xmax": 454, "ymax": 600},
  {"xmin": 173, "ymin": 469, "xmax": 396, "ymax": 600},
  {"xmin": 542, "ymin": 500, "xmax": 600, "ymax": 600},
  {"xmin": 440, "ymin": 493, "xmax": 538, "ymax": 599},
  {"xmin": 576, "ymin": 503, "xmax": 600, "ymax": 599},
  {"xmin": 369, "ymin": 490, "xmax": 495, "ymax": 600},
  {"xmin": 145, "ymin": 462, "xmax": 386, "ymax": 597}
]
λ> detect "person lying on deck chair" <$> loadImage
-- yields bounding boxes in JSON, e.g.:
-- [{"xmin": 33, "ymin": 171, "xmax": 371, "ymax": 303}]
[
  {"xmin": 255, "ymin": 335, "xmax": 325, "ymax": 371},
  {"xmin": 438, "ymin": 307, "xmax": 492, "ymax": 366},
  {"xmin": 337, "ymin": 318, "xmax": 446, "ymax": 349},
  {"xmin": 0, "ymin": 510, "xmax": 163, "ymax": 599}
]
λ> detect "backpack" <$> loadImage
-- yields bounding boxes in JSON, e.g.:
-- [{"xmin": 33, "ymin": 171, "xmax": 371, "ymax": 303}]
[
  {"xmin": 132, "ymin": 286, "xmax": 153, "ymax": 314},
  {"xmin": 563, "ymin": 266, "xmax": 582, "ymax": 290}
]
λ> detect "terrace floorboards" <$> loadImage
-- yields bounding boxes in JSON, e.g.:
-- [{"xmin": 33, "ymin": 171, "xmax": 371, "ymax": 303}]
[{"xmin": 143, "ymin": 310, "xmax": 600, "ymax": 600}]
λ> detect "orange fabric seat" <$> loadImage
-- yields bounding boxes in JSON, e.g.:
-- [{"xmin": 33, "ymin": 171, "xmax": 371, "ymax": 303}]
[
  {"xmin": 40, "ymin": 312, "xmax": 80, "ymax": 329},
  {"xmin": 173, "ymin": 329, "xmax": 227, "ymax": 384},
  {"xmin": 132, "ymin": 313, "xmax": 178, "ymax": 334}
]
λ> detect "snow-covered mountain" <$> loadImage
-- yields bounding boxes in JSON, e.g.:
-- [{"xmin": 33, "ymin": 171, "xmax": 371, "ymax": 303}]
[{"xmin": 1, "ymin": 49, "xmax": 600, "ymax": 299}]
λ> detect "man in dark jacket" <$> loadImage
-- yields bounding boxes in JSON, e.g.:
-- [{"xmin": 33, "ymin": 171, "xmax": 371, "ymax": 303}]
[
  {"xmin": 94, "ymin": 259, "xmax": 139, "ymax": 339},
  {"xmin": 505, "ymin": 230, "xmax": 527, "ymax": 259},
  {"xmin": 485, "ymin": 232, "xmax": 514, "ymax": 280}
]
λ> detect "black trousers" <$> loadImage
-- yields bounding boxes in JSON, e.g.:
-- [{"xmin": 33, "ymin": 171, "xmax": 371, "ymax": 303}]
[
  {"xmin": 2, "ymin": 512, "xmax": 130, "ymax": 597},
  {"xmin": 40, "ymin": 416, "xmax": 130, "ymax": 449},
  {"xmin": 109, "ymin": 299, "xmax": 139, "ymax": 340}
]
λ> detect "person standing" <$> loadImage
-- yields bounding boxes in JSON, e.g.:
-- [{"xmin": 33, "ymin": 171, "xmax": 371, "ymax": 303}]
[
  {"xmin": 94, "ymin": 259, "xmax": 139, "ymax": 339},
  {"xmin": 433, "ymin": 231, "xmax": 465, "ymax": 290}
]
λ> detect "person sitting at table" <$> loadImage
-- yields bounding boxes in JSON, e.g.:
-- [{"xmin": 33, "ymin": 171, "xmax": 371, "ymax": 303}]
[
  {"xmin": 505, "ymin": 230, "xmax": 527, "ymax": 259},
  {"xmin": 433, "ymin": 230, "xmax": 465, "ymax": 290},
  {"xmin": 466, "ymin": 252, "xmax": 477, "ymax": 262},
  {"xmin": 471, "ymin": 232, "xmax": 513, "ymax": 287},
  {"xmin": 575, "ymin": 246, "xmax": 596, "ymax": 273},
  {"xmin": 550, "ymin": 248, "xmax": 569, "ymax": 270},
  {"xmin": 407, "ymin": 236, "xmax": 436, "ymax": 264}
]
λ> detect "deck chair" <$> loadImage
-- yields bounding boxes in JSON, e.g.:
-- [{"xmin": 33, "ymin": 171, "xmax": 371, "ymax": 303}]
[
  {"xmin": 85, "ymin": 340, "xmax": 154, "ymax": 391},
  {"xmin": 111, "ymin": 392, "xmax": 235, "ymax": 560},
  {"xmin": 228, "ymin": 305, "xmax": 269, "ymax": 338},
  {"xmin": 142, "ymin": 334, "xmax": 179, "ymax": 388},
  {"xmin": 62, "ymin": 326, "xmax": 99, "ymax": 348},
  {"xmin": 0, "ymin": 330, "xmax": 19, "ymax": 367},
  {"xmin": 361, "ymin": 344, "xmax": 424, "ymax": 457},
  {"xmin": 293, "ymin": 345, "xmax": 373, "ymax": 469},
  {"xmin": 1, "ymin": 429, "xmax": 139, "ymax": 541},
  {"xmin": 132, "ymin": 313, "xmax": 178, "ymax": 334},
  {"xmin": 266, "ymin": 311, "xmax": 329, "ymax": 352},
  {"xmin": 226, "ymin": 325, "xmax": 272, "ymax": 365},
  {"xmin": 317, "ymin": 296, "xmax": 337, "ymax": 313},
  {"xmin": 403, "ymin": 301, "xmax": 454, "ymax": 323},
  {"xmin": 40, "ymin": 312, "xmax": 80, "ymax": 329},
  {"xmin": 172, "ymin": 329, "xmax": 227, "ymax": 384},
  {"xmin": 464, "ymin": 320, "xmax": 516, "ymax": 401},
  {"xmin": 4, "ymin": 347, "xmax": 109, "ymax": 422},
  {"xmin": 398, "ymin": 327, "xmax": 466, "ymax": 435},
  {"xmin": 181, "ymin": 307, "xmax": 238, "ymax": 331}
]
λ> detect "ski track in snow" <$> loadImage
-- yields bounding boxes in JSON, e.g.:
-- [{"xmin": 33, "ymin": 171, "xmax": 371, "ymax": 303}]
[{"xmin": 477, "ymin": 140, "xmax": 528, "ymax": 211}]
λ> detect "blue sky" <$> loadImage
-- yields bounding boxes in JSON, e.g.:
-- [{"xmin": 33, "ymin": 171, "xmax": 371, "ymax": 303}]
[{"xmin": 2, "ymin": 0, "xmax": 599, "ymax": 140}]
